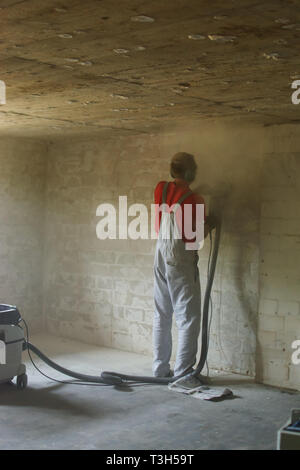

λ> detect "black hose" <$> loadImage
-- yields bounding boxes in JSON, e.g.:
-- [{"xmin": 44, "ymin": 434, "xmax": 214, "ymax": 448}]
[
  {"xmin": 25, "ymin": 342, "xmax": 123, "ymax": 386},
  {"xmin": 101, "ymin": 371, "xmax": 175, "ymax": 385},
  {"xmin": 194, "ymin": 217, "xmax": 221, "ymax": 375},
  {"xmin": 102, "ymin": 219, "xmax": 222, "ymax": 385}
]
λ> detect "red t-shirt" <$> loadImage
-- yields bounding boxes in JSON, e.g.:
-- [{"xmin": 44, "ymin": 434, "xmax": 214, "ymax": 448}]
[{"xmin": 154, "ymin": 181, "xmax": 205, "ymax": 243}]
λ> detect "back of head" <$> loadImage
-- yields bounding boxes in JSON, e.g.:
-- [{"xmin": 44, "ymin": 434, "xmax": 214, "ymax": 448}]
[{"xmin": 170, "ymin": 152, "xmax": 197, "ymax": 183}]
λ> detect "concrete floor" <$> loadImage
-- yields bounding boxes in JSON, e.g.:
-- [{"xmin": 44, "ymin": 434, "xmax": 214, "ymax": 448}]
[{"xmin": 0, "ymin": 334, "xmax": 299, "ymax": 450}]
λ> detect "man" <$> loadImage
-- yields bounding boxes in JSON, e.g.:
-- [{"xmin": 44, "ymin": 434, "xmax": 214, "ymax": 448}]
[{"xmin": 153, "ymin": 152, "xmax": 212, "ymax": 387}]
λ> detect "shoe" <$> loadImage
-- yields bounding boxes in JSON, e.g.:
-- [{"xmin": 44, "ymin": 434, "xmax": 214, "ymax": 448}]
[{"xmin": 173, "ymin": 374, "xmax": 204, "ymax": 390}]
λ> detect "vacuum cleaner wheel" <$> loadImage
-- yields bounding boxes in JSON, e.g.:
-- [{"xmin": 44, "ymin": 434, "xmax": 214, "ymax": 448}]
[{"xmin": 16, "ymin": 373, "xmax": 28, "ymax": 390}]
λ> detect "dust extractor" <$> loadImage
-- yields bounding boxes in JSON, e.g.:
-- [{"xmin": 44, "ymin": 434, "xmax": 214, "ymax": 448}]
[
  {"xmin": 0, "ymin": 217, "xmax": 221, "ymax": 390},
  {"xmin": 0, "ymin": 305, "xmax": 27, "ymax": 389}
]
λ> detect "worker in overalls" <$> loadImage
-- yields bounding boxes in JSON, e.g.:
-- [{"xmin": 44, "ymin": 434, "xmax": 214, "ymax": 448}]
[{"xmin": 153, "ymin": 152, "xmax": 208, "ymax": 387}]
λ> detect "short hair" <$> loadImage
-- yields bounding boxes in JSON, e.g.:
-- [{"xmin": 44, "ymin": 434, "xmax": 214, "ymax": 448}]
[{"xmin": 170, "ymin": 152, "xmax": 197, "ymax": 180}]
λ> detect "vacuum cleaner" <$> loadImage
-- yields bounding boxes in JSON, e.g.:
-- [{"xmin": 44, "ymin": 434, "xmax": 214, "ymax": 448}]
[
  {"xmin": 0, "ymin": 305, "xmax": 121, "ymax": 388},
  {"xmin": 0, "ymin": 305, "xmax": 27, "ymax": 389},
  {"xmin": 0, "ymin": 217, "xmax": 221, "ymax": 390}
]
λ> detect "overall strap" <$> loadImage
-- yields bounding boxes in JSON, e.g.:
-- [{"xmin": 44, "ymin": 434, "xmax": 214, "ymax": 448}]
[
  {"xmin": 175, "ymin": 190, "xmax": 193, "ymax": 206},
  {"xmin": 161, "ymin": 182, "xmax": 193, "ymax": 213},
  {"xmin": 162, "ymin": 182, "xmax": 169, "ymax": 205}
]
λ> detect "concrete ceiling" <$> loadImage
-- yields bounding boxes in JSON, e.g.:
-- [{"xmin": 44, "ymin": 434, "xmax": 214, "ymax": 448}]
[{"xmin": 1, "ymin": 0, "xmax": 300, "ymax": 137}]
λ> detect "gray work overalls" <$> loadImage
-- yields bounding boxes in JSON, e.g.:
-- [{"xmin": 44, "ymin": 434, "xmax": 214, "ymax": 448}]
[{"xmin": 153, "ymin": 182, "xmax": 201, "ymax": 378}]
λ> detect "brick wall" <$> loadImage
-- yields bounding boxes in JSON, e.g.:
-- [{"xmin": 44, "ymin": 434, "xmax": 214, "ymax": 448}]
[
  {"xmin": 0, "ymin": 137, "xmax": 47, "ymax": 331},
  {"xmin": 258, "ymin": 127, "xmax": 300, "ymax": 390},
  {"xmin": 43, "ymin": 136, "xmax": 158, "ymax": 356}
]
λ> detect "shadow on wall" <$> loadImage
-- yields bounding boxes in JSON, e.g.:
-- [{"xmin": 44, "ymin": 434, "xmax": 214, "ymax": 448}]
[{"xmin": 159, "ymin": 120, "xmax": 266, "ymax": 376}]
